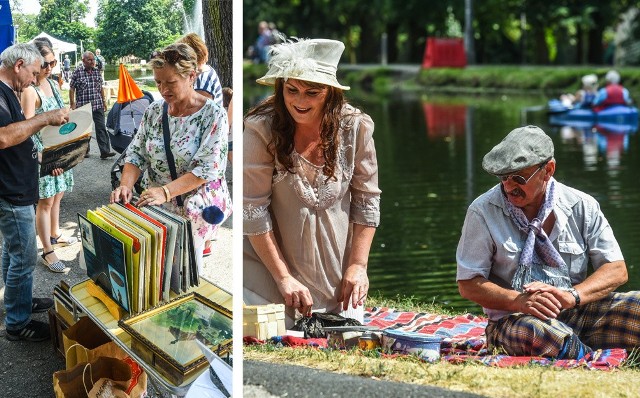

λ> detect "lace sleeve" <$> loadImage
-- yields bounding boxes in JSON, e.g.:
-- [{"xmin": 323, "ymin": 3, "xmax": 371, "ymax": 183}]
[
  {"xmin": 349, "ymin": 113, "xmax": 381, "ymax": 227},
  {"xmin": 243, "ymin": 116, "xmax": 275, "ymax": 235}
]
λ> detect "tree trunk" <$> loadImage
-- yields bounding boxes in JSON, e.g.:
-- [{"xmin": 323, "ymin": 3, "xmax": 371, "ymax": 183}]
[
  {"xmin": 203, "ymin": 0, "xmax": 232, "ymax": 88},
  {"xmin": 587, "ymin": 12, "xmax": 604, "ymax": 64},
  {"xmin": 386, "ymin": 23, "xmax": 399, "ymax": 63}
]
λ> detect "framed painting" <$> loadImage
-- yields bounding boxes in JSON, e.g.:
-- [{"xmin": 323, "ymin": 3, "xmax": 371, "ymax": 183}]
[{"xmin": 118, "ymin": 292, "xmax": 232, "ymax": 385}]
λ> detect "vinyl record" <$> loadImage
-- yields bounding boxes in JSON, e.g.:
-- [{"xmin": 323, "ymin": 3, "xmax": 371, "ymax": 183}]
[{"xmin": 41, "ymin": 103, "xmax": 94, "ymax": 148}]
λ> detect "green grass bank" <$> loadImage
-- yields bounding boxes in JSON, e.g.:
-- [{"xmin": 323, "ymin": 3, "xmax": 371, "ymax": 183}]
[
  {"xmin": 244, "ymin": 62, "xmax": 640, "ymax": 99},
  {"xmin": 245, "ymin": 293, "xmax": 640, "ymax": 398}
]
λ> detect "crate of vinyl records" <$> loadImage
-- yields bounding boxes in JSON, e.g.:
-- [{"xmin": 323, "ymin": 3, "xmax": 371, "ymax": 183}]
[{"xmin": 77, "ymin": 202, "xmax": 200, "ymax": 318}]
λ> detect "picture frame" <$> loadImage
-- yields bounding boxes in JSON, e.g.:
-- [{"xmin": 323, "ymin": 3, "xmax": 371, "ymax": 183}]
[{"xmin": 118, "ymin": 292, "xmax": 232, "ymax": 385}]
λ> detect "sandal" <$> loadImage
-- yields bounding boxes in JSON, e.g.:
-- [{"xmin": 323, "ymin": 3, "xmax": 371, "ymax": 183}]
[
  {"xmin": 41, "ymin": 250, "xmax": 70, "ymax": 273},
  {"xmin": 50, "ymin": 233, "xmax": 78, "ymax": 246}
]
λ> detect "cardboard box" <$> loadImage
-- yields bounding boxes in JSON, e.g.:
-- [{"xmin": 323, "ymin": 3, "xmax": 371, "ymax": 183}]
[{"xmin": 243, "ymin": 304, "xmax": 286, "ymax": 340}]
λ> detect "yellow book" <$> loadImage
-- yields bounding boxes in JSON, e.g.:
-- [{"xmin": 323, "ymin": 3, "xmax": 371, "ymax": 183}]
[
  {"xmin": 98, "ymin": 206, "xmax": 150, "ymax": 312},
  {"xmin": 108, "ymin": 203, "xmax": 163, "ymax": 307},
  {"xmin": 92, "ymin": 208, "xmax": 140, "ymax": 313}
]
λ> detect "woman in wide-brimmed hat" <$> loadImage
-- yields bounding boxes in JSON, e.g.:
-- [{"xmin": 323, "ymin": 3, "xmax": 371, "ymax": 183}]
[{"xmin": 243, "ymin": 38, "xmax": 381, "ymax": 327}]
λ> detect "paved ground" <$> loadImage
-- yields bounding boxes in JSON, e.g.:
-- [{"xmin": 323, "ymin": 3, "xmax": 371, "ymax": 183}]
[
  {"xmin": 0, "ymin": 135, "xmax": 232, "ymax": 398},
  {"xmin": 243, "ymin": 360, "xmax": 487, "ymax": 398}
]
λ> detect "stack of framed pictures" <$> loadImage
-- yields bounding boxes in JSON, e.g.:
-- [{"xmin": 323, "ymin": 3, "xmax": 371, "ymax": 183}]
[
  {"xmin": 118, "ymin": 293, "xmax": 232, "ymax": 385},
  {"xmin": 78, "ymin": 202, "xmax": 199, "ymax": 315}
]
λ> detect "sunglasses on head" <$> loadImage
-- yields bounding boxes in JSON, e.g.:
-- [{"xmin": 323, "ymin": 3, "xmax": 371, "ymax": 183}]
[
  {"xmin": 497, "ymin": 160, "xmax": 549, "ymax": 185},
  {"xmin": 41, "ymin": 60, "xmax": 57, "ymax": 69},
  {"xmin": 155, "ymin": 49, "xmax": 184, "ymax": 64}
]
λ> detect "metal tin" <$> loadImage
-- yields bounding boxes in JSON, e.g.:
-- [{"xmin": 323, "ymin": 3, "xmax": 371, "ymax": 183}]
[{"xmin": 358, "ymin": 332, "xmax": 380, "ymax": 350}]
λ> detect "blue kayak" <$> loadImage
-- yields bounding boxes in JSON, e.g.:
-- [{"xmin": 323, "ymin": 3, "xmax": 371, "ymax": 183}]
[{"xmin": 547, "ymin": 100, "xmax": 638, "ymax": 132}]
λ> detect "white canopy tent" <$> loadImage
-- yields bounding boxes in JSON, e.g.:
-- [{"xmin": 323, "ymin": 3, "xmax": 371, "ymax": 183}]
[{"xmin": 29, "ymin": 32, "xmax": 78, "ymax": 75}]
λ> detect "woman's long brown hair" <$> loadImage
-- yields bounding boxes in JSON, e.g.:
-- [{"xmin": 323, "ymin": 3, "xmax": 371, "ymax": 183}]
[{"xmin": 245, "ymin": 78, "xmax": 348, "ymax": 180}]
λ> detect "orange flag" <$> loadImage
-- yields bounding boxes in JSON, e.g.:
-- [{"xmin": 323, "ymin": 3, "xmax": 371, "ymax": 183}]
[{"xmin": 117, "ymin": 63, "xmax": 144, "ymax": 103}]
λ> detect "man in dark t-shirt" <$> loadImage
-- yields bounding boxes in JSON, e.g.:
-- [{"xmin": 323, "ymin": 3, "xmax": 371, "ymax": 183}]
[{"xmin": 0, "ymin": 43, "xmax": 69, "ymax": 342}]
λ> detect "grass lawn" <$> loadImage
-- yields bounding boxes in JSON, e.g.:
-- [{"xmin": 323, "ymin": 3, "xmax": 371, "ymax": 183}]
[{"xmin": 244, "ymin": 294, "xmax": 640, "ymax": 398}]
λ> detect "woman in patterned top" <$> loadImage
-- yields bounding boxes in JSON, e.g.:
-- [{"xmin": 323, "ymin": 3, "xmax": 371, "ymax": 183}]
[
  {"xmin": 110, "ymin": 43, "xmax": 231, "ymax": 271},
  {"xmin": 177, "ymin": 33, "xmax": 223, "ymax": 107},
  {"xmin": 243, "ymin": 38, "xmax": 381, "ymax": 327},
  {"xmin": 21, "ymin": 41, "xmax": 75, "ymax": 273}
]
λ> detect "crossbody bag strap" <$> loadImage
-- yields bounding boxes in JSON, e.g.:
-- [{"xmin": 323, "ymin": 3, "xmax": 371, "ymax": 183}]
[{"xmin": 162, "ymin": 101, "xmax": 184, "ymax": 206}]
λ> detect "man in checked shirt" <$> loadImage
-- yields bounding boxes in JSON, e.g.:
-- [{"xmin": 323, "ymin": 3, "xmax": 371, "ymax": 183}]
[{"xmin": 69, "ymin": 51, "xmax": 115, "ymax": 159}]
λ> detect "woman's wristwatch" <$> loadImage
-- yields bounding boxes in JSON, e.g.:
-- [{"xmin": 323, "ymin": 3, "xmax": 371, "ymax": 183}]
[{"xmin": 568, "ymin": 287, "xmax": 581, "ymax": 307}]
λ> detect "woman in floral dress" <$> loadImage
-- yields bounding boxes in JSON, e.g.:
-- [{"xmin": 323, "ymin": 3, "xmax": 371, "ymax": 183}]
[
  {"xmin": 110, "ymin": 43, "xmax": 230, "ymax": 272},
  {"xmin": 21, "ymin": 42, "xmax": 75, "ymax": 273}
]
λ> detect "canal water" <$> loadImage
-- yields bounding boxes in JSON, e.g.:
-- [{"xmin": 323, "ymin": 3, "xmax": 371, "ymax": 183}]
[{"xmin": 244, "ymin": 88, "xmax": 640, "ymax": 315}]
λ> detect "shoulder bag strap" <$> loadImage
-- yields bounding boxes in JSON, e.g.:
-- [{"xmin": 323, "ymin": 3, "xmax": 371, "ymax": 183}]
[{"xmin": 162, "ymin": 101, "xmax": 184, "ymax": 206}]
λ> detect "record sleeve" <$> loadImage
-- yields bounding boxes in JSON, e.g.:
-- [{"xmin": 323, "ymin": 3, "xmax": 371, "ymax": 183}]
[
  {"xmin": 78, "ymin": 213, "xmax": 130, "ymax": 313},
  {"xmin": 39, "ymin": 134, "xmax": 90, "ymax": 177}
]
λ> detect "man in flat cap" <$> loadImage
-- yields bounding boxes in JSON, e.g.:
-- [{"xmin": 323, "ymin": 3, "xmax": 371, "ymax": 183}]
[{"xmin": 456, "ymin": 125, "xmax": 640, "ymax": 359}]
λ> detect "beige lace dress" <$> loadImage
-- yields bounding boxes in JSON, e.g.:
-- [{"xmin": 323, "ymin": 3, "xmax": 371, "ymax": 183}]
[{"xmin": 243, "ymin": 104, "xmax": 381, "ymax": 326}]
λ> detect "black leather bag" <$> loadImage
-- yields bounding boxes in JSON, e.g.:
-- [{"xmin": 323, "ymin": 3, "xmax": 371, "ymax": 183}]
[{"xmin": 291, "ymin": 312, "xmax": 361, "ymax": 338}]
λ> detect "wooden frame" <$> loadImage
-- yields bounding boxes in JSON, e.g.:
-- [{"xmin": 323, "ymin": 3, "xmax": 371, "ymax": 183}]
[{"xmin": 118, "ymin": 292, "xmax": 232, "ymax": 385}]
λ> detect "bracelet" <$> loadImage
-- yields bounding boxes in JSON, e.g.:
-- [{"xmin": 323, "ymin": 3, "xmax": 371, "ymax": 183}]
[
  {"xmin": 568, "ymin": 287, "xmax": 581, "ymax": 307},
  {"xmin": 161, "ymin": 185, "xmax": 171, "ymax": 202}
]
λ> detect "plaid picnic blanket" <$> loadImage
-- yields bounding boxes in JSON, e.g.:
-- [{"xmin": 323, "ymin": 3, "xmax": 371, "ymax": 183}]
[
  {"xmin": 364, "ymin": 307, "xmax": 627, "ymax": 370},
  {"xmin": 244, "ymin": 307, "xmax": 627, "ymax": 370}
]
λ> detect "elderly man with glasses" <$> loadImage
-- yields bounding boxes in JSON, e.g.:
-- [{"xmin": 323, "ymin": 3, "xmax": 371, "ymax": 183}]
[
  {"xmin": 456, "ymin": 125, "xmax": 640, "ymax": 360},
  {"xmin": 0, "ymin": 43, "xmax": 69, "ymax": 341}
]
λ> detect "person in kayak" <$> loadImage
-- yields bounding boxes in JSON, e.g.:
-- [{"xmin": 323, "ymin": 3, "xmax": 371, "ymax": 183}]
[{"xmin": 592, "ymin": 70, "xmax": 633, "ymax": 111}]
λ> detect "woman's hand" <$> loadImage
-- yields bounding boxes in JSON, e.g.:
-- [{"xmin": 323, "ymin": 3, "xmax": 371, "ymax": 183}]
[
  {"xmin": 135, "ymin": 187, "xmax": 169, "ymax": 207},
  {"xmin": 50, "ymin": 168, "xmax": 64, "ymax": 176},
  {"xmin": 276, "ymin": 275, "xmax": 313, "ymax": 317},
  {"xmin": 111, "ymin": 185, "xmax": 133, "ymax": 204},
  {"xmin": 339, "ymin": 264, "xmax": 369, "ymax": 311}
]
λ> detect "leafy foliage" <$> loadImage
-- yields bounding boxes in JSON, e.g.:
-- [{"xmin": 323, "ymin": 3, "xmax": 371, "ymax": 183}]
[
  {"xmin": 19, "ymin": 0, "xmax": 95, "ymax": 51},
  {"xmin": 243, "ymin": 0, "xmax": 640, "ymax": 65},
  {"xmin": 12, "ymin": 13, "xmax": 40, "ymax": 43},
  {"xmin": 95, "ymin": 0, "xmax": 182, "ymax": 62}
]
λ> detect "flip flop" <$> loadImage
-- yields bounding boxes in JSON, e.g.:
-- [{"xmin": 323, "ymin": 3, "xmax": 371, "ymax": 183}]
[{"xmin": 41, "ymin": 250, "xmax": 71, "ymax": 273}]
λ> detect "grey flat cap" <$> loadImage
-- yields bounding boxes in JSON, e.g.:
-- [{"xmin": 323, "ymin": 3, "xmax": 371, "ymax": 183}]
[{"xmin": 482, "ymin": 125, "xmax": 554, "ymax": 175}]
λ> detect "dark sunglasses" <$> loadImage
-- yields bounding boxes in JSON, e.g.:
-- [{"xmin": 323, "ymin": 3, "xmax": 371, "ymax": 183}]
[
  {"xmin": 41, "ymin": 60, "xmax": 57, "ymax": 69},
  {"xmin": 155, "ymin": 49, "xmax": 184, "ymax": 64},
  {"xmin": 497, "ymin": 161, "xmax": 549, "ymax": 185}
]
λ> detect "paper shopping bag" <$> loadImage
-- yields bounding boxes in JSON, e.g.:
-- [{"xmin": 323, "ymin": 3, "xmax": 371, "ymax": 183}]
[
  {"xmin": 62, "ymin": 316, "xmax": 126, "ymax": 369},
  {"xmin": 53, "ymin": 356, "xmax": 131, "ymax": 398}
]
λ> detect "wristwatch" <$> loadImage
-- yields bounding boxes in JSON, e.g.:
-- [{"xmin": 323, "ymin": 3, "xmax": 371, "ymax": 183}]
[{"xmin": 568, "ymin": 288, "xmax": 581, "ymax": 307}]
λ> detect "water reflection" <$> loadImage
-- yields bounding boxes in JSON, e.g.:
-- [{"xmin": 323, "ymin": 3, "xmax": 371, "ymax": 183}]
[{"xmin": 243, "ymin": 88, "xmax": 640, "ymax": 315}]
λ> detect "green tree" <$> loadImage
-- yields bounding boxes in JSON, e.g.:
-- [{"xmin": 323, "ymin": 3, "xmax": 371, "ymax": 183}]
[
  {"xmin": 12, "ymin": 13, "xmax": 40, "ymax": 43},
  {"xmin": 35, "ymin": 0, "xmax": 94, "ymax": 49},
  {"xmin": 95, "ymin": 0, "xmax": 182, "ymax": 62}
]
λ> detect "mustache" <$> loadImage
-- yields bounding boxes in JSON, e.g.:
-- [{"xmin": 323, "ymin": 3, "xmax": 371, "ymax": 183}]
[{"xmin": 508, "ymin": 187, "xmax": 524, "ymax": 197}]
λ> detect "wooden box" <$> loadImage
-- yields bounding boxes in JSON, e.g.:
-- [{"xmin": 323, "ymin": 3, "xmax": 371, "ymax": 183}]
[{"xmin": 243, "ymin": 304, "xmax": 286, "ymax": 340}]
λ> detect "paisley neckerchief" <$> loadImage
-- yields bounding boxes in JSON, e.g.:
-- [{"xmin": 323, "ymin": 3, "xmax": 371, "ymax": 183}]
[{"xmin": 503, "ymin": 178, "xmax": 572, "ymax": 292}]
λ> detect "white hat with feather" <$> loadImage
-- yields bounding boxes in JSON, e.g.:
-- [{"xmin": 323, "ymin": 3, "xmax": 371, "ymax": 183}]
[{"xmin": 256, "ymin": 38, "xmax": 350, "ymax": 90}]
